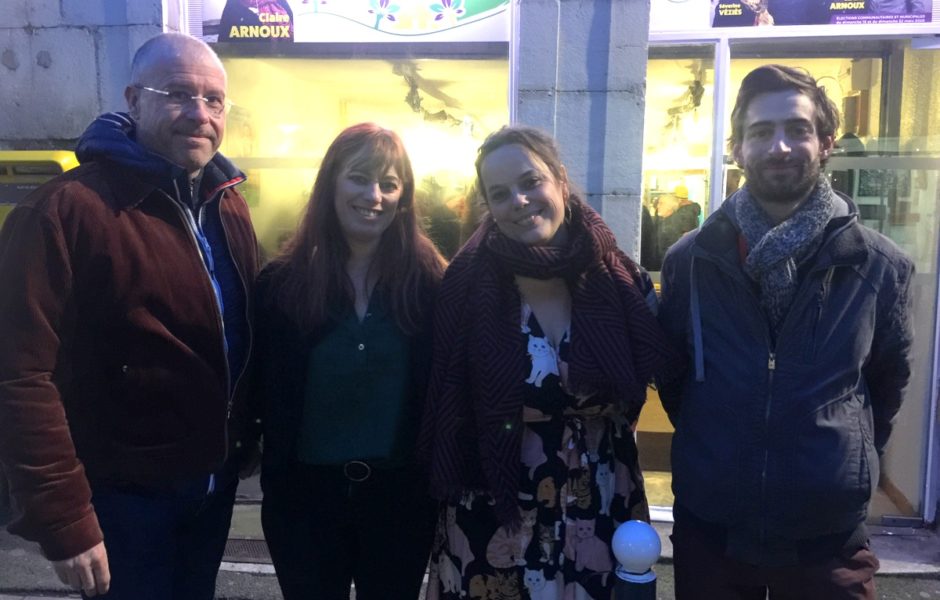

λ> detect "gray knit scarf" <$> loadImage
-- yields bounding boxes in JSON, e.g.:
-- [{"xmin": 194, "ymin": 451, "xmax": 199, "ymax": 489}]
[{"xmin": 734, "ymin": 176, "xmax": 834, "ymax": 334}]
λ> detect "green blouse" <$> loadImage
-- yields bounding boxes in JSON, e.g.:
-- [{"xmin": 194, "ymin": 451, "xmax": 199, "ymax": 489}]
[{"xmin": 296, "ymin": 295, "xmax": 415, "ymax": 467}]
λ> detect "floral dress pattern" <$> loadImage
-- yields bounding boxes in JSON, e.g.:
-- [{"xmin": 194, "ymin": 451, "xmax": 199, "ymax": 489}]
[{"xmin": 428, "ymin": 304, "xmax": 649, "ymax": 600}]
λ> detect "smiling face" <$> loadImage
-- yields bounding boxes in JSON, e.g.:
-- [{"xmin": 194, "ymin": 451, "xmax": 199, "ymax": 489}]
[
  {"xmin": 733, "ymin": 89, "xmax": 833, "ymax": 209},
  {"xmin": 480, "ymin": 144, "xmax": 569, "ymax": 247},
  {"xmin": 126, "ymin": 47, "xmax": 227, "ymax": 178},
  {"xmin": 333, "ymin": 157, "xmax": 402, "ymax": 247}
]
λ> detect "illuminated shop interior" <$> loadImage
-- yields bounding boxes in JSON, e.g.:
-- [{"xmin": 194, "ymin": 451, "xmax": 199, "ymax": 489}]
[
  {"xmin": 218, "ymin": 55, "xmax": 510, "ymax": 259},
  {"xmin": 638, "ymin": 39, "xmax": 940, "ymax": 522}
]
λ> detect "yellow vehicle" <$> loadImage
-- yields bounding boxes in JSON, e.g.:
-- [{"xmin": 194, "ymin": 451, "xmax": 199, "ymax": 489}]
[{"xmin": 0, "ymin": 150, "xmax": 79, "ymax": 228}]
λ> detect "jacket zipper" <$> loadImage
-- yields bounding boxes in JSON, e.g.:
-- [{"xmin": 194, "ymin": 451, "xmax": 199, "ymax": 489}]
[
  {"xmin": 196, "ymin": 202, "xmax": 234, "ymax": 407},
  {"xmin": 691, "ymin": 249, "xmax": 778, "ymax": 552},
  {"xmin": 164, "ymin": 186, "xmax": 232, "ymax": 416},
  {"xmin": 218, "ymin": 200, "xmax": 255, "ymax": 424},
  {"xmin": 760, "ymin": 351, "xmax": 776, "ymax": 551},
  {"xmin": 690, "ymin": 210, "xmax": 856, "ymax": 557}
]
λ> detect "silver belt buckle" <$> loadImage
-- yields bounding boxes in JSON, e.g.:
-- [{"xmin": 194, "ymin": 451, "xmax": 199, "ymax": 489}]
[{"xmin": 343, "ymin": 460, "xmax": 371, "ymax": 482}]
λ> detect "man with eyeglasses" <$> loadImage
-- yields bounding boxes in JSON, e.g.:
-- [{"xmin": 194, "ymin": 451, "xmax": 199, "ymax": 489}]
[{"xmin": 0, "ymin": 32, "xmax": 260, "ymax": 598}]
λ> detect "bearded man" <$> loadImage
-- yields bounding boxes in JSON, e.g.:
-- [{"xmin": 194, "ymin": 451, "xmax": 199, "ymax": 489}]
[{"xmin": 658, "ymin": 64, "xmax": 914, "ymax": 600}]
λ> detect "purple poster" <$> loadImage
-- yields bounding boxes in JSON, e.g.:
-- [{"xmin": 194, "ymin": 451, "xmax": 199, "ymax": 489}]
[{"xmin": 711, "ymin": 0, "xmax": 932, "ymax": 26}]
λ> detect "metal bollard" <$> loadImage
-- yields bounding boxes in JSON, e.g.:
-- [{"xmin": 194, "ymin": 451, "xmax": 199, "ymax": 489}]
[{"xmin": 612, "ymin": 520, "xmax": 661, "ymax": 600}]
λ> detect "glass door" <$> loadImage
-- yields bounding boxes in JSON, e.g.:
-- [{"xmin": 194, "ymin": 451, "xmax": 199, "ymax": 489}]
[
  {"xmin": 640, "ymin": 45, "xmax": 717, "ymax": 274},
  {"xmin": 638, "ymin": 44, "xmax": 718, "ymax": 514}
]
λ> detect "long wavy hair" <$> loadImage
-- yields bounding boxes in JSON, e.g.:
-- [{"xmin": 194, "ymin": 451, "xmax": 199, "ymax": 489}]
[{"xmin": 269, "ymin": 123, "xmax": 447, "ymax": 334}]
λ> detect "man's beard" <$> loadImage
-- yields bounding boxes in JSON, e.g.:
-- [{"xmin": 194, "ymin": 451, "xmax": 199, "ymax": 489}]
[{"xmin": 743, "ymin": 156, "xmax": 821, "ymax": 205}]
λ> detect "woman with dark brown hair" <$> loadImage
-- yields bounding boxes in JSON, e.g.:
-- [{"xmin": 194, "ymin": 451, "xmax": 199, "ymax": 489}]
[
  {"xmin": 419, "ymin": 125, "xmax": 680, "ymax": 599},
  {"xmin": 253, "ymin": 123, "xmax": 446, "ymax": 599}
]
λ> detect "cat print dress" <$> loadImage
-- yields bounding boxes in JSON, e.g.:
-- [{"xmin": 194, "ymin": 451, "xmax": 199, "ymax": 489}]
[{"xmin": 428, "ymin": 303, "xmax": 650, "ymax": 600}]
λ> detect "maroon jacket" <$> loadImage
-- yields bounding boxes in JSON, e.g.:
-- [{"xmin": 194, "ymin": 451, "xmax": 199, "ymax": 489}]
[{"xmin": 0, "ymin": 157, "xmax": 260, "ymax": 561}]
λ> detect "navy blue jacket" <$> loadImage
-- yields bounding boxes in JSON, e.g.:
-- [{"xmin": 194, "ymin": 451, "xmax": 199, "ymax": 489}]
[{"xmin": 658, "ymin": 189, "xmax": 914, "ymax": 565}]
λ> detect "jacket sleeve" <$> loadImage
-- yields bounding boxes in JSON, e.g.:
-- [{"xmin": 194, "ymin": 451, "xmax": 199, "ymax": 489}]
[
  {"xmin": 0, "ymin": 204, "xmax": 102, "ymax": 561},
  {"xmin": 864, "ymin": 254, "xmax": 915, "ymax": 456},
  {"xmin": 655, "ymin": 245, "xmax": 692, "ymax": 427},
  {"xmin": 245, "ymin": 264, "xmax": 324, "ymax": 470}
]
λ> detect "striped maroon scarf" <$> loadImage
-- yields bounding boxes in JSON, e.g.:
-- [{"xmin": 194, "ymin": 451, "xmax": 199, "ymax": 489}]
[{"xmin": 419, "ymin": 197, "xmax": 680, "ymax": 526}]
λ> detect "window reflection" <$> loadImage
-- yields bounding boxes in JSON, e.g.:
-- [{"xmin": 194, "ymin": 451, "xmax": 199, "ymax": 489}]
[
  {"xmin": 218, "ymin": 56, "xmax": 509, "ymax": 258},
  {"xmin": 641, "ymin": 52, "xmax": 715, "ymax": 273}
]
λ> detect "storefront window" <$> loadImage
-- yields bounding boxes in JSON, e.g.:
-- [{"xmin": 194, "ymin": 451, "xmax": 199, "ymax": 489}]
[
  {"xmin": 640, "ymin": 47, "xmax": 716, "ymax": 274},
  {"xmin": 218, "ymin": 56, "xmax": 509, "ymax": 258},
  {"xmin": 638, "ymin": 47, "xmax": 716, "ymax": 512}
]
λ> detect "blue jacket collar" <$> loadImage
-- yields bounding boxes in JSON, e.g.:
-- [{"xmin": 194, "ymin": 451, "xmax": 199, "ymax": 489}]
[{"xmin": 75, "ymin": 112, "xmax": 245, "ymax": 207}]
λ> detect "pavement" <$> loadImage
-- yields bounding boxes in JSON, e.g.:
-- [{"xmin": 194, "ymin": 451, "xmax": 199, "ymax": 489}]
[{"xmin": 2, "ymin": 474, "xmax": 939, "ymax": 599}]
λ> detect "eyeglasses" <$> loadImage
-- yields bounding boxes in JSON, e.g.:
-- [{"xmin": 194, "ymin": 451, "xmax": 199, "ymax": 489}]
[{"xmin": 136, "ymin": 86, "xmax": 231, "ymax": 117}]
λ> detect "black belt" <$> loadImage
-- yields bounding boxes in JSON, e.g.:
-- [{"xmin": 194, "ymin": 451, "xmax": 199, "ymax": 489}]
[{"xmin": 342, "ymin": 460, "xmax": 372, "ymax": 482}]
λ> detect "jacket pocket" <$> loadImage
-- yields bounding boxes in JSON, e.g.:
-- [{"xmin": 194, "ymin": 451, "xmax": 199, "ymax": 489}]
[
  {"xmin": 790, "ymin": 268, "xmax": 834, "ymax": 366},
  {"xmin": 109, "ymin": 364, "xmax": 189, "ymax": 449},
  {"xmin": 775, "ymin": 391, "xmax": 871, "ymax": 536},
  {"xmin": 809, "ymin": 268, "xmax": 835, "ymax": 363}
]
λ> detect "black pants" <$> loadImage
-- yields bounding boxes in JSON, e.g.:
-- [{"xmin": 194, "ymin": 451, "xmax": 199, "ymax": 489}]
[{"xmin": 261, "ymin": 463, "xmax": 437, "ymax": 600}]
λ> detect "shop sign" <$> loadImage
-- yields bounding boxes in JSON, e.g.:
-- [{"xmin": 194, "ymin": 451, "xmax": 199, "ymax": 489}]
[
  {"xmin": 651, "ymin": 0, "xmax": 932, "ymax": 31},
  {"xmin": 201, "ymin": 0, "xmax": 510, "ymax": 43}
]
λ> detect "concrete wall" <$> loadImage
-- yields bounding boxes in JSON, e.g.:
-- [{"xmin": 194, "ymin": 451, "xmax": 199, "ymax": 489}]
[
  {"xmin": 514, "ymin": 0, "xmax": 649, "ymax": 256},
  {"xmin": 0, "ymin": 0, "xmax": 165, "ymax": 149}
]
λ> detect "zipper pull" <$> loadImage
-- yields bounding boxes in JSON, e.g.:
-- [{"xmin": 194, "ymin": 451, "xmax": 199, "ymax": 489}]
[{"xmin": 768, "ymin": 353, "xmax": 776, "ymax": 371}]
